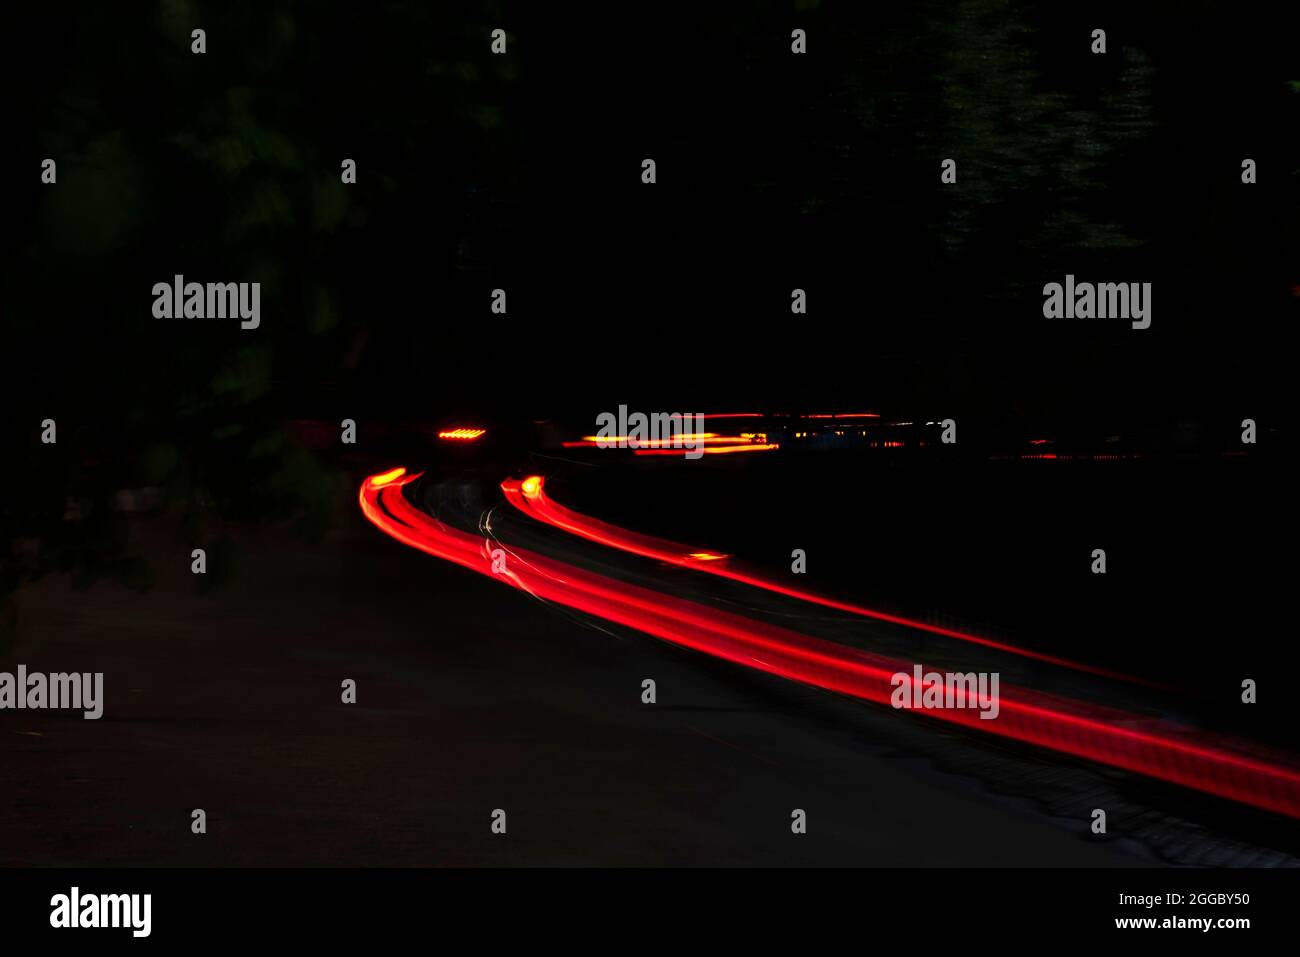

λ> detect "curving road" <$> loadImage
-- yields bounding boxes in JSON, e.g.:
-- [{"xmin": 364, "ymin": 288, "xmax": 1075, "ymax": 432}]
[{"xmin": 362, "ymin": 467, "xmax": 1300, "ymax": 822}]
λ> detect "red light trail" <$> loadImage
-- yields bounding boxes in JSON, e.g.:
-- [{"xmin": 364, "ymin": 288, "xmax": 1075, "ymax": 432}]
[
  {"xmin": 801, "ymin": 412, "xmax": 880, "ymax": 419},
  {"xmin": 501, "ymin": 475, "xmax": 1138, "ymax": 683},
  {"xmin": 361, "ymin": 468, "xmax": 1300, "ymax": 820},
  {"xmin": 632, "ymin": 443, "xmax": 780, "ymax": 455},
  {"xmin": 561, "ymin": 433, "xmax": 778, "ymax": 455}
]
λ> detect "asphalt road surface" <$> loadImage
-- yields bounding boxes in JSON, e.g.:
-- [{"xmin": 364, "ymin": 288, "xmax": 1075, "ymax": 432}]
[{"xmin": 3, "ymin": 465, "xmax": 1296, "ymax": 866}]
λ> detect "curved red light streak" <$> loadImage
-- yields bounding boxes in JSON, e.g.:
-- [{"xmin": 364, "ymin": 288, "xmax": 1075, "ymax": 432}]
[
  {"xmin": 361, "ymin": 469, "xmax": 1300, "ymax": 820},
  {"xmin": 802, "ymin": 412, "xmax": 880, "ymax": 419},
  {"xmin": 500, "ymin": 476, "xmax": 1136, "ymax": 684}
]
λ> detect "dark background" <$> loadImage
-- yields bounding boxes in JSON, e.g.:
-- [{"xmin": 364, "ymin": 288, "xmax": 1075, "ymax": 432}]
[
  {"xmin": 7, "ymin": 1, "xmax": 1295, "ymax": 423},
  {"xmin": 2, "ymin": 1, "xmax": 1297, "ymax": 865},
  {"xmin": 6, "ymin": 0, "xmax": 1294, "ymax": 698}
]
